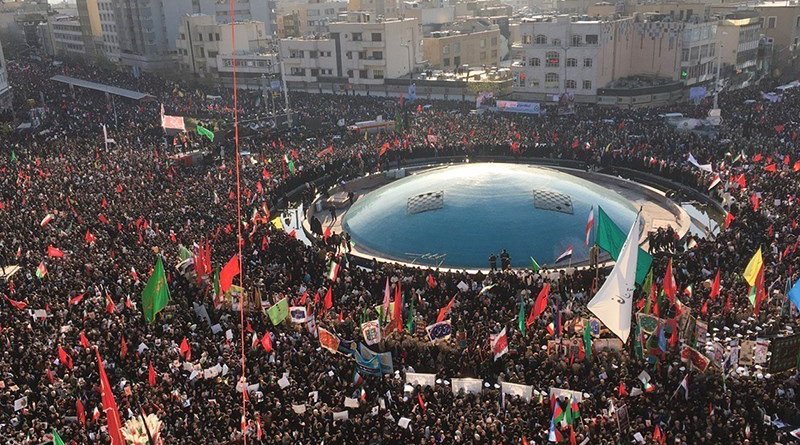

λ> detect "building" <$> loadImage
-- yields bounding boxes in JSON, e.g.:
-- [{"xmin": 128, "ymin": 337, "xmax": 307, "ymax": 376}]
[
  {"xmin": 176, "ymin": 15, "xmax": 271, "ymax": 78},
  {"xmin": 0, "ymin": 39, "xmax": 11, "ymax": 111},
  {"xmin": 679, "ymin": 20, "xmax": 718, "ymax": 87},
  {"xmin": 96, "ymin": 0, "xmax": 120, "ymax": 62},
  {"xmin": 75, "ymin": 0, "xmax": 101, "ymax": 59},
  {"xmin": 751, "ymin": 2, "xmax": 800, "ymax": 73},
  {"xmin": 422, "ymin": 19, "xmax": 502, "ymax": 69},
  {"xmin": 512, "ymin": 15, "xmax": 636, "ymax": 101},
  {"xmin": 717, "ymin": 12, "xmax": 761, "ymax": 86},
  {"xmin": 280, "ymin": 13, "xmax": 421, "ymax": 84},
  {"xmin": 276, "ymin": 0, "xmax": 348, "ymax": 37},
  {"xmin": 348, "ymin": 0, "xmax": 401, "ymax": 18},
  {"xmin": 45, "ymin": 16, "xmax": 90, "ymax": 59}
]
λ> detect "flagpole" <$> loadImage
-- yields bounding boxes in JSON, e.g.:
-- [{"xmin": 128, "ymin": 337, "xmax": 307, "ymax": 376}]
[{"xmin": 136, "ymin": 402, "xmax": 155, "ymax": 445}]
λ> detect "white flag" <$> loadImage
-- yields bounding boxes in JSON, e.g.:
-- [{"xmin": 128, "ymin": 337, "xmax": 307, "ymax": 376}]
[
  {"xmin": 586, "ymin": 214, "xmax": 640, "ymax": 343},
  {"xmin": 687, "ymin": 153, "xmax": 712, "ymax": 173}
]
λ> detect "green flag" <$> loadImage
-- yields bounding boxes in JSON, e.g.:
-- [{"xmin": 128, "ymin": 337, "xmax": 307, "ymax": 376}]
[
  {"xmin": 633, "ymin": 323, "xmax": 643, "ymax": 359},
  {"xmin": 583, "ymin": 321, "xmax": 592, "ymax": 360},
  {"xmin": 178, "ymin": 244, "xmax": 192, "ymax": 262},
  {"xmin": 10, "ymin": 150, "xmax": 18, "ymax": 162},
  {"xmin": 595, "ymin": 206, "xmax": 652, "ymax": 285},
  {"xmin": 212, "ymin": 266, "xmax": 220, "ymax": 298},
  {"xmin": 530, "ymin": 256, "xmax": 540, "ymax": 273},
  {"xmin": 405, "ymin": 296, "xmax": 416, "ymax": 332},
  {"xmin": 142, "ymin": 256, "xmax": 171, "ymax": 323},
  {"xmin": 642, "ymin": 269, "xmax": 654, "ymax": 313},
  {"xmin": 196, "ymin": 124, "xmax": 215, "ymax": 141},
  {"xmin": 52, "ymin": 429, "xmax": 65, "ymax": 445},
  {"xmin": 267, "ymin": 298, "xmax": 289, "ymax": 325},
  {"xmin": 518, "ymin": 301, "xmax": 526, "ymax": 336}
]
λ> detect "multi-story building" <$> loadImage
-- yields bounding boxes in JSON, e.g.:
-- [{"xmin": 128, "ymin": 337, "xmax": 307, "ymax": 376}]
[
  {"xmin": 679, "ymin": 20, "xmax": 718, "ymax": 87},
  {"xmin": 75, "ymin": 0, "xmax": 101, "ymax": 59},
  {"xmin": 717, "ymin": 12, "xmax": 761, "ymax": 85},
  {"xmin": 752, "ymin": 1, "xmax": 800, "ymax": 72},
  {"xmin": 176, "ymin": 15, "xmax": 270, "ymax": 78},
  {"xmin": 96, "ymin": 0, "xmax": 119, "ymax": 62},
  {"xmin": 347, "ymin": 0, "xmax": 401, "ymax": 18},
  {"xmin": 512, "ymin": 15, "xmax": 635, "ymax": 100},
  {"xmin": 280, "ymin": 12, "xmax": 421, "ymax": 84},
  {"xmin": 0, "ymin": 39, "xmax": 11, "ymax": 111},
  {"xmin": 276, "ymin": 0, "xmax": 348, "ymax": 37},
  {"xmin": 47, "ymin": 16, "xmax": 90, "ymax": 59},
  {"xmin": 422, "ymin": 19, "xmax": 502, "ymax": 69}
]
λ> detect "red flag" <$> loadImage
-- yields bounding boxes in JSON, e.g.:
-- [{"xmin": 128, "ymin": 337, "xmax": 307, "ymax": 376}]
[
  {"xmin": 753, "ymin": 265, "xmax": 766, "ymax": 316},
  {"xmin": 653, "ymin": 425, "xmax": 665, "ymax": 445},
  {"xmin": 119, "ymin": 336, "xmax": 128, "ymax": 359},
  {"xmin": 426, "ymin": 274, "xmax": 437, "ymax": 288},
  {"xmin": 47, "ymin": 245, "xmax": 65, "ymax": 258},
  {"xmin": 76, "ymin": 399, "xmax": 86, "ymax": 426},
  {"xmin": 69, "ymin": 293, "xmax": 85, "ymax": 305},
  {"xmin": 527, "ymin": 283, "xmax": 550, "ymax": 327},
  {"xmin": 179, "ymin": 337, "xmax": 192, "ymax": 360},
  {"xmin": 299, "ymin": 291, "xmax": 309, "ymax": 305},
  {"xmin": 753, "ymin": 153, "xmax": 763, "ymax": 162},
  {"xmin": 148, "ymin": 362, "xmax": 157, "ymax": 387},
  {"xmin": 650, "ymin": 284, "xmax": 660, "ymax": 316},
  {"xmin": 750, "ymin": 193, "xmax": 760, "ymax": 211},
  {"xmin": 764, "ymin": 163, "xmax": 777, "ymax": 172},
  {"xmin": 794, "ymin": 160, "xmax": 800, "ymax": 172},
  {"xmin": 436, "ymin": 296, "xmax": 456, "ymax": 323},
  {"xmin": 95, "ymin": 349, "xmax": 125, "ymax": 445},
  {"xmin": 323, "ymin": 287, "xmax": 334, "ymax": 311},
  {"xmin": 700, "ymin": 300, "xmax": 709, "ymax": 318},
  {"xmin": 709, "ymin": 270, "xmax": 721, "ymax": 299},
  {"xmin": 392, "ymin": 282, "xmax": 403, "ymax": 332},
  {"xmin": 723, "ymin": 294, "xmax": 732, "ymax": 315},
  {"xmin": 85, "ymin": 229, "xmax": 96, "ymax": 245},
  {"xmin": 219, "ymin": 254, "xmax": 240, "ymax": 293},
  {"xmin": 734, "ymin": 173, "xmax": 747, "ymax": 188},
  {"xmin": 58, "ymin": 346, "xmax": 73, "ymax": 370},
  {"xmin": 79, "ymin": 330, "xmax": 90, "ymax": 349},
  {"xmin": 663, "ymin": 258, "xmax": 677, "ymax": 304},
  {"xmin": 785, "ymin": 155, "xmax": 791, "ymax": 165},
  {"xmin": 417, "ymin": 392, "xmax": 426, "ymax": 414},
  {"xmin": 105, "ymin": 293, "xmax": 116, "ymax": 314},
  {"xmin": 98, "ymin": 213, "xmax": 109, "ymax": 225},
  {"xmin": 618, "ymin": 381, "xmax": 628, "ymax": 397},
  {"xmin": 669, "ymin": 321, "xmax": 679, "ymax": 348},
  {"xmin": 261, "ymin": 332, "xmax": 273, "ymax": 353},
  {"xmin": 4, "ymin": 294, "xmax": 27, "ymax": 310},
  {"xmin": 724, "ymin": 212, "xmax": 735, "ymax": 229},
  {"xmin": 569, "ymin": 426, "xmax": 577, "ymax": 445},
  {"xmin": 775, "ymin": 124, "xmax": 786, "ymax": 133}
]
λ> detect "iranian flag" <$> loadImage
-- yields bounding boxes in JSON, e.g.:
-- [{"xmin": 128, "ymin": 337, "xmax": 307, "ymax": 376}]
[
  {"xmin": 36, "ymin": 262, "xmax": 47, "ymax": 279},
  {"xmin": 489, "ymin": 328, "xmax": 508, "ymax": 361},
  {"xmin": 326, "ymin": 259, "xmax": 340, "ymax": 281}
]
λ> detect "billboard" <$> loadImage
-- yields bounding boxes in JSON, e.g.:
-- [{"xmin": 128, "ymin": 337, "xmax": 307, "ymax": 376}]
[{"xmin": 496, "ymin": 100, "xmax": 541, "ymax": 115}]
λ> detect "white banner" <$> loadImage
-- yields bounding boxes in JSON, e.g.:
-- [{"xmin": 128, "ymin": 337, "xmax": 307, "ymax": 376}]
[
  {"xmin": 405, "ymin": 372, "xmax": 436, "ymax": 388},
  {"xmin": 451, "ymin": 378, "xmax": 483, "ymax": 395},
  {"xmin": 360, "ymin": 320, "xmax": 382, "ymax": 346},
  {"xmin": 501, "ymin": 382, "xmax": 533, "ymax": 401},
  {"xmin": 549, "ymin": 387, "xmax": 584, "ymax": 403}
]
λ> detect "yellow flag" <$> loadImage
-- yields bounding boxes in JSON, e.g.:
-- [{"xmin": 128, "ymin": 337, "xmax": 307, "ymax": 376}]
[
  {"xmin": 743, "ymin": 248, "xmax": 763, "ymax": 286},
  {"xmin": 270, "ymin": 216, "xmax": 284, "ymax": 230}
]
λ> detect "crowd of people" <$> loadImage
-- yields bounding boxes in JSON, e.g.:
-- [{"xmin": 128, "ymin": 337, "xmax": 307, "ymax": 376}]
[{"xmin": 1, "ymin": 56, "xmax": 800, "ymax": 445}]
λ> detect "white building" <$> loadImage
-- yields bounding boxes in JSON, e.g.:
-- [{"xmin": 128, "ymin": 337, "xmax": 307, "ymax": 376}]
[
  {"xmin": 279, "ymin": 37, "xmax": 339, "ymax": 81},
  {"xmin": 0, "ymin": 39, "xmax": 11, "ymax": 111},
  {"xmin": 47, "ymin": 16, "xmax": 90, "ymax": 58},
  {"xmin": 176, "ymin": 15, "xmax": 271, "ymax": 78}
]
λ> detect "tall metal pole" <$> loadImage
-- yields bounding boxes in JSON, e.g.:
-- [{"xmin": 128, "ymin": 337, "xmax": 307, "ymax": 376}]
[{"xmin": 280, "ymin": 59, "xmax": 291, "ymax": 126}]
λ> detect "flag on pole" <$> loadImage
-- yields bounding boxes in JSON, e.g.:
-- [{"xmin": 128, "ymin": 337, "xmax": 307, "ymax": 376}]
[
  {"xmin": 47, "ymin": 245, "xmax": 65, "ymax": 258},
  {"xmin": 555, "ymin": 245, "xmax": 573, "ymax": 263},
  {"xmin": 219, "ymin": 254, "xmax": 241, "ymax": 293},
  {"xmin": 490, "ymin": 328, "xmax": 508, "ymax": 360},
  {"xmin": 436, "ymin": 295, "xmax": 456, "ymax": 323},
  {"xmin": 595, "ymin": 206, "xmax": 652, "ymax": 284},
  {"xmin": 36, "ymin": 261, "xmax": 47, "ymax": 279},
  {"xmin": 663, "ymin": 258, "xmax": 677, "ymax": 304},
  {"xmin": 531, "ymin": 256, "xmax": 540, "ymax": 273},
  {"xmin": 743, "ymin": 248, "xmax": 763, "ymax": 286},
  {"xmin": 196, "ymin": 124, "xmax": 215, "ymax": 141},
  {"xmin": 141, "ymin": 257, "xmax": 170, "ymax": 323},
  {"xmin": 527, "ymin": 283, "xmax": 550, "ymax": 327},
  {"xmin": 709, "ymin": 270, "xmax": 721, "ymax": 299},
  {"xmin": 95, "ymin": 349, "xmax": 125, "ymax": 445},
  {"xmin": 585, "ymin": 207, "xmax": 595, "ymax": 246},
  {"xmin": 52, "ymin": 429, "xmax": 65, "ymax": 445},
  {"xmin": 382, "ymin": 277, "xmax": 391, "ymax": 323},
  {"xmin": 102, "ymin": 124, "xmax": 117, "ymax": 149},
  {"xmin": 586, "ymin": 213, "xmax": 641, "ymax": 343},
  {"xmin": 326, "ymin": 259, "xmax": 341, "ymax": 281}
]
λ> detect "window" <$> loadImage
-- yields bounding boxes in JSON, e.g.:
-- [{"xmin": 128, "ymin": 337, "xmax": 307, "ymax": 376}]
[
  {"xmin": 208, "ymin": 51, "xmax": 217, "ymax": 58},
  {"xmin": 290, "ymin": 67, "xmax": 305, "ymax": 75},
  {"xmin": 530, "ymin": 57, "xmax": 540, "ymax": 67},
  {"xmin": 215, "ymin": 33, "xmax": 220, "ymax": 41},
  {"xmin": 566, "ymin": 58, "xmax": 577, "ymax": 67},
  {"xmin": 583, "ymin": 80, "xmax": 592, "ymax": 90},
  {"xmin": 565, "ymin": 79, "xmax": 577, "ymax": 88},
  {"xmin": 585, "ymin": 34, "xmax": 598, "ymax": 45},
  {"xmin": 352, "ymin": 32, "xmax": 362, "ymax": 41},
  {"xmin": 453, "ymin": 42, "xmax": 460, "ymax": 53},
  {"xmin": 571, "ymin": 35, "xmax": 582, "ymax": 46},
  {"xmin": 583, "ymin": 58, "xmax": 592, "ymax": 68},
  {"xmin": 347, "ymin": 69, "xmax": 354, "ymax": 77},
  {"xmin": 373, "ymin": 69, "xmax": 384, "ymax": 79},
  {"xmin": 359, "ymin": 69, "xmax": 368, "ymax": 78},
  {"xmin": 346, "ymin": 51, "xmax": 352, "ymax": 59},
  {"xmin": 208, "ymin": 33, "xmax": 213, "ymax": 41},
  {"xmin": 310, "ymin": 68, "xmax": 319, "ymax": 76},
  {"xmin": 681, "ymin": 48, "xmax": 689, "ymax": 62},
  {"xmin": 523, "ymin": 35, "xmax": 532, "ymax": 44},
  {"xmin": 290, "ymin": 50, "xmax": 304, "ymax": 58},
  {"xmin": 444, "ymin": 57, "xmax": 450, "ymax": 66},
  {"xmin": 535, "ymin": 34, "xmax": 547, "ymax": 44},
  {"xmin": 767, "ymin": 17, "xmax": 777, "ymax": 29},
  {"xmin": 796, "ymin": 16, "xmax": 800, "ymax": 27},
  {"xmin": 454, "ymin": 56, "xmax": 461, "ymax": 66},
  {"xmin": 552, "ymin": 38, "xmax": 561, "ymax": 46},
  {"xmin": 491, "ymin": 36, "xmax": 497, "ymax": 45},
  {"xmin": 372, "ymin": 51, "xmax": 383, "ymax": 59},
  {"xmin": 358, "ymin": 51, "xmax": 367, "ymax": 59},
  {"xmin": 198, "ymin": 33, "xmax": 203, "ymax": 41},
  {"xmin": 546, "ymin": 51, "xmax": 560, "ymax": 67},
  {"xmin": 180, "ymin": 33, "xmax": 185, "ymax": 40},
  {"xmin": 198, "ymin": 47, "xmax": 205, "ymax": 58},
  {"xmin": 491, "ymin": 49, "xmax": 497, "ymax": 58},
  {"xmin": 545, "ymin": 72, "xmax": 559, "ymax": 86},
  {"xmin": 480, "ymin": 39, "xmax": 486, "ymax": 48},
  {"xmin": 371, "ymin": 32, "xmax": 382, "ymax": 42},
  {"xmin": 443, "ymin": 44, "xmax": 450, "ymax": 55}
]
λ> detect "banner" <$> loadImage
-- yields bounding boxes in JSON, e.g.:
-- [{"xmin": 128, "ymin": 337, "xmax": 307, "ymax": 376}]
[
  {"xmin": 549, "ymin": 387, "xmax": 583, "ymax": 403},
  {"xmin": 740, "ymin": 340, "xmax": 756, "ymax": 366},
  {"xmin": 451, "ymin": 378, "xmax": 483, "ymax": 395},
  {"xmin": 592, "ymin": 338, "xmax": 624, "ymax": 352},
  {"xmin": 318, "ymin": 327, "xmax": 341, "ymax": 353},
  {"xmin": 496, "ymin": 100, "xmax": 541, "ymax": 115},
  {"xmin": 501, "ymin": 382, "xmax": 533, "ymax": 402},
  {"xmin": 359, "ymin": 344, "xmax": 393, "ymax": 374},
  {"xmin": 360, "ymin": 320, "xmax": 382, "ymax": 346},
  {"xmin": 636, "ymin": 313, "xmax": 661, "ymax": 335},
  {"xmin": 680, "ymin": 345, "xmax": 711, "ymax": 372},
  {"xmin": 426, "ymin": 320, "xmax": 453, "ymax": 342},
  {"xmin": 354, "ymin": 350, "xmax": 382, "ymax": 376},
  {"xmin": 615, "ymin": 404, "xmax": 630, "ymax": 432},
  {"xmin": 768, "ymin": 334, "xmax": 800, "ymax": 372},
  {"xmin": 290, "ymin": 306, "xmax": 308, "ymax": 324},
  {"xmin": 754, "ymin": 339, "xmax": 770, "ymax": 364},
  {"xmin": 405, "ymin": 372, "xmax": 436, "ymax": 388},
  {"xmin": 267, "ymin": 298, "xmax": 289, "ymax": 325}
]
